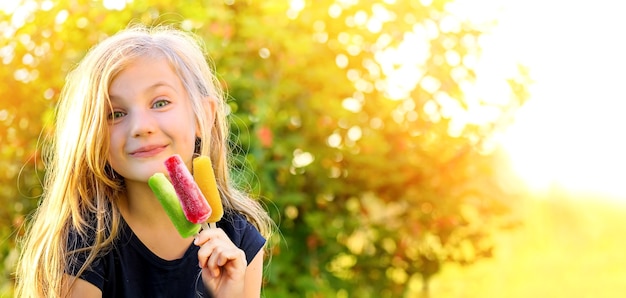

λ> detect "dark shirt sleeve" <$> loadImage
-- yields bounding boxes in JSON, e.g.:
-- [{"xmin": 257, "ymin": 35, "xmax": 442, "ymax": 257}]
[
  {"xmin": 65, "ymin": 226, "xmax": 106, "ymax": 291},
  {"xmin": 217, "ymin": 211, "xmax": 266, "ymax": 264}
]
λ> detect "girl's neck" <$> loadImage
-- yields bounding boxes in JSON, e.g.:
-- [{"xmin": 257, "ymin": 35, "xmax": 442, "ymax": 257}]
[{"xmin": 119, "ymin": 179, "xmax": 171, "ymax": 227}]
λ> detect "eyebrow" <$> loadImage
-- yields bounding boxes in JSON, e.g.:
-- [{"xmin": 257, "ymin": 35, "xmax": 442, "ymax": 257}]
[
  {"xmin": 109, "ymin": 81, "xmax": 179, "ymax": 101},
  {"xmin": 148, "ymin": 81, "xmax": 178, "ymax": 91}
]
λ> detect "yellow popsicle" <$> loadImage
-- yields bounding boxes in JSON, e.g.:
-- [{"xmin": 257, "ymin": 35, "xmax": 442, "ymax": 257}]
[{"xmin": 193, "ymin": 156, "xmax": 224, "ymax": 224}]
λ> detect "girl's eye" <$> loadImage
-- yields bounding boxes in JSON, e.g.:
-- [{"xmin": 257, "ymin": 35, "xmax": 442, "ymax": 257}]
[
  {"xmin": 108, "ymin": 111, "xmax": 126, "ymax": 120},
  {"xmin": 153, "ymin": 99, "xmax": 170, "ymax": 108}
]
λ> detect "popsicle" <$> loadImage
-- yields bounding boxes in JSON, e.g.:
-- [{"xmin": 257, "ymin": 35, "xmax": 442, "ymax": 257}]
[
  {"xmin": 193, "ymin": 156, "xmax": 224, "ymax": 228},
  {"xmin": 164, "ymin": 154, "xmax": 212, "ymax": 230},
  {"xmin": 148, "ymin": 173, "xmax": 201, "ymax": 237}
]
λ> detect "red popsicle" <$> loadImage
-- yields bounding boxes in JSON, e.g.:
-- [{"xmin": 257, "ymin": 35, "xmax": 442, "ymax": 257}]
[{"xmin": 164, "ymin": 154, "xmax": 212, "ymax": 224}]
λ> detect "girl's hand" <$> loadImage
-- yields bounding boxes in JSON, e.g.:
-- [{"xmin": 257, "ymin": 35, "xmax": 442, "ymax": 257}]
[{"xmin": 194, "ymin": 228, "xmax": 247, "ymax": 297}]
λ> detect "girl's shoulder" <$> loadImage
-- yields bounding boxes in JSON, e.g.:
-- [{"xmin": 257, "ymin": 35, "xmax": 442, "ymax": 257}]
[{"xmin": 217, "ymin": 210, "xmax": 266, "ymax": 264}]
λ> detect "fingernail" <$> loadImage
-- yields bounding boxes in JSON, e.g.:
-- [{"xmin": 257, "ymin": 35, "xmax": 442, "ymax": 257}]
[{"xmin": 193, "ymin": 237, "xmax": 198, "ymax": 245}]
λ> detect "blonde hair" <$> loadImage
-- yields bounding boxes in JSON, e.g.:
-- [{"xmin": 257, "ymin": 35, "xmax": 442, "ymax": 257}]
[{"xmin": 15, "ymin": 24, "xmax": 274, "ymax": 297}]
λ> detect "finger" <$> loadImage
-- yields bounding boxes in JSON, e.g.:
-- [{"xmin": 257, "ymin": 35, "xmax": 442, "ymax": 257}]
[
  {"xmin": 194, "ymin": 227, "xmax": 227, "ymax": 246},
  {"xmin": 214, "ymin": 247, "xmax": 246, "ymax": 278},
  {"xmin": 201, "ymin": 267, "xmax": 217, "ymax": 290},
  {"xmin": 206, "ymin": 245, "xmax": 226, "ymax": 277},
  {"xmin": 198, "ymin": 238, "xmax": 233, "ymax": 273},
  {"xmin": 197, "ymin": 239, "xmax": 218, "ymax": 269}
]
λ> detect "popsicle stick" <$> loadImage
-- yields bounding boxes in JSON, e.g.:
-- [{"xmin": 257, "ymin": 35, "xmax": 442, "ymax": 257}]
[
  {"xmin": 209, "ymin": 222, "xmax": 217, "ymax": 229},
  {"xmin": 201, "ymin": 222, "xmax": 210, "ymax": 230}
]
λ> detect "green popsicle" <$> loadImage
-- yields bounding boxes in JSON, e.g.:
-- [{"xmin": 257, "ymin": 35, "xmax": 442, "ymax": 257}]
[{"xmin": 148, "ymin": 172, "xmax": 201, "ymax": 237}]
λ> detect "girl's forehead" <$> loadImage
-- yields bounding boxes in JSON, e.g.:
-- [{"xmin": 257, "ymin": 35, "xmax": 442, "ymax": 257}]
[{"xmin": 108, "ymin": 57, "xmax": 184, "ymax": 100}]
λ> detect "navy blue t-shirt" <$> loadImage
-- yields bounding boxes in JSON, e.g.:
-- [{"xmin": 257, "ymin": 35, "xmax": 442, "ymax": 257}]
[{"xmin": 67, "ymin": 211, "xmax": 265, "ymax": 298}]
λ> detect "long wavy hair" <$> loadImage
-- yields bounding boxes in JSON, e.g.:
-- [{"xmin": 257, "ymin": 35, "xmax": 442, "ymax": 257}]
[{"xmin": 15, "ymin": 24, "xmax": 274, "ymax": 297}]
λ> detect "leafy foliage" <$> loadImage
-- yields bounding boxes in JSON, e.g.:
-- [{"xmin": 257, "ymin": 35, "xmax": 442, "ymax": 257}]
[{"xmin": 0, "ymin": 0, "xmax": 528, "ymax": 296}]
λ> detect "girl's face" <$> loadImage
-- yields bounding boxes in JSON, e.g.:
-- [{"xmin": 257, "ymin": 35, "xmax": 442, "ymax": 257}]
[{"xmin": 107, "ymin": 56, "xmax": 197, "ymax": 183}]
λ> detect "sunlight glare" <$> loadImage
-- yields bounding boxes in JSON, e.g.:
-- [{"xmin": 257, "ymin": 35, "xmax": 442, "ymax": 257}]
[
  {"xmin": 0, "ymin": 1, "xmax": 19, "ymax": 13},
  {"xmin": 103, "ymin": 0, "xmax": 131, "ymax": 11},
  {"xmin": 490, "ymin": 0, "xmax": 626, "ymax": 201},
  {"xmin": 375, "ymin": 30, "xmax": 429, "ymax": 100},
  {"xmin": 287, "ymin": 0, "xmax": 305, "ymax": 19},
  {"xmin": 370, "ymin": 0, "xmax": 626, "ymax": 201}
]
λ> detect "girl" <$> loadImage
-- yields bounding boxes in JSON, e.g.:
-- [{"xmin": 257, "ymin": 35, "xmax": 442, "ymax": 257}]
[{"xmin": 15, "ymin": 24, "xmax": 274, "ymax": 297}]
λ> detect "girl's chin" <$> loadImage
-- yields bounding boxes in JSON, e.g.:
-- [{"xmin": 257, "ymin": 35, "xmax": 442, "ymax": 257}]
[{"xmin": 119, "ymin": 170, "xmax": 163, "ymax": 184}]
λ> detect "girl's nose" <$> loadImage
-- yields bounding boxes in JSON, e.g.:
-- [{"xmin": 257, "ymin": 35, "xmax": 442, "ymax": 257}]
[{"xmin": 129, "ymin": 110, "xmax": 157, "ymax": 137}]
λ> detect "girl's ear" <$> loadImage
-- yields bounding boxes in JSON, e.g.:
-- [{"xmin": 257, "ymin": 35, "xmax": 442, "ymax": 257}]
[{"xmin": 196, "ymin": 96, "xmax": 218, "ymax": 138}]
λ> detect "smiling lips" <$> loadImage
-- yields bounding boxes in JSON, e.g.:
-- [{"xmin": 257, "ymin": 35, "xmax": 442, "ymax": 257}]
[{"xmin": 130, "ymin": 145, "xmax": 166, "ymax": 157}]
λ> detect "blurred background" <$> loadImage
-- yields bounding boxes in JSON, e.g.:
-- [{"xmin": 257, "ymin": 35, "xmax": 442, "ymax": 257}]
[{"xmin": 2, "ymin": 0, "xmax": 626, "ymax": 297}]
